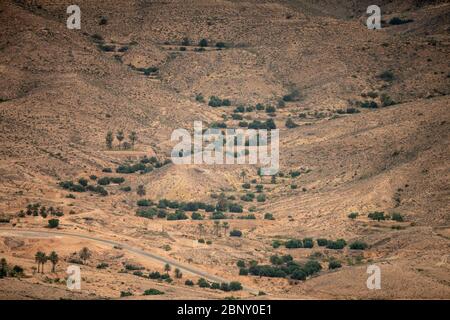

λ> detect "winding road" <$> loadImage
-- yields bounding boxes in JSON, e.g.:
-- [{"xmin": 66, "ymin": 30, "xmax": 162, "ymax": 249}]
[{"xmin": 0, "ymin": 228, "xmax": 258, "ymax": 294}]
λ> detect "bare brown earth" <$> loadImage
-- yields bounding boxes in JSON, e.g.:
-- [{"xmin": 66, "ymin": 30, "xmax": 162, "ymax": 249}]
[{"xmin": 0, "ymin": 0, "xmax": 449, "ymax": 299}]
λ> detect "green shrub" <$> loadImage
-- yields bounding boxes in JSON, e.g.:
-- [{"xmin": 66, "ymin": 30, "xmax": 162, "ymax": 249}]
[
  {"xmin": 272, "ymin": 240, "xmax": 282, "ymax": 248},
  {"xmin": 285, "ymin": 239, "xmax": 303, "ymax": 249},
  {"xmin": 303, "ymin": 260, "xmax": 322, "ymax": 276},
  {"xmin": 48, "ymin": 219, "xmax": 59, "ymax": 228},
  {"xmin": 381, "ymin": 93, "xmax": 396, "ymax": 107},
  {"xmin": 290, "ymin": 171, "xmax": 301, "ymax": 178},
  {"xmin": 98, "ymin": 44, "xmax": 115, "ymax": 52},
  {"xmin": 110, "ymin": 177, "xmax": 125, "ymax": 184},
  {"xmin": 291, "ymin": 269, "xmax": 307, "ymax": 280},
  {"xmin": 167, "ymin": 210, "xmax": 188, "ymax": 220},
  {"xmin": 120, "ymin": 291, "xmax": 133, "ymax": 297},
  {"xmin": 349, "ymin": 241, "xmax": 368, "ymax": 250},
  {"xmin": 282, "ymin": 89, "xmax": 300, "ymax": 102},
  {"xmin": 285, "ymin": 118, "xmax": 298, "ymax": 128},
  {"xmin": 229, "ymin": 281, "xmax": 243, "ymax": 291},
  {"xmin": 97, "ymin": 177, "xmax": 111, "ymax": 185},
  {"xmin": 197, "ymin": 278, "xmax": 210, "ymax": 288},
  {"xmin": 149, "ymin": 271, "xmax": 161, "ymax": 279},
  {"xmin": 216, "ymin": 42, "xmax": 226, "ymax": 48},
  {"xmin": 96, "ymin": 262, "xmax": 109, "ymax": 269},
  {"xmin": 390, "ymin": 212, "xmax": 404, "ymax": 222},
  {"xmin": 264, "ymin": 213, "xmax": 274, "ymax": 220},
  {"xmin": 360, "ymin": 101, "xmax": 378, "ymax": 109},
  {"xmin": 210, "ymin": 212, "xmax": 226, "ymax": 220},
  {"xmin": 242, "ymin": 183, "xmax": 251, "ymax": 189},
  {"xmin": 378, "ymin": 70, "xmax": 395, "ymax": 81},
  {"xmin": 240, "ymin": 193, "xmax": 255, "ymax": 202},
  {"xmin": 328, "ymin": 260, "xmax": 342, "ymax": 270},
  {"xmin": 256, "ymin": 103, "xmax": 265, "ymax": 111},
  {"xmin": 317, "ymin": 238, "xmax": 328, "ymax": 247},
  {"xmin": 348, "ymin": 212, "xmax": 358, "ymax": 220},
  {"xmin": 78, "ymin": 178, "xmax": 88, "ymax": 187},
  {"xmin": 229, "ymin": 203, "xmax": 243, "ymax": 213},
  {"xmin": 137, "ymin": 199, "xmax": 152, "ymax": 207},
  {"xmin": 270, "ymin": 255, "xmax": 284, "ymax": 265},
  {"xmin": 143, "ymin": 288, "xmax": 164, "ymax": 295},
  {"xmin": 368, "ymin": 211, "xmax": 386, "ymax": 221},
  {"xmin": 239, "ymin": 268, "xmax": 248, "ymax": 275},
  {"xmin": 303, "ymin": 238, "xmax": 314, "ymax": 248},
  {"xmin": 199, "ymin": 39, "xmax": 208, "ymax": 47},
  {"xmin": 136, "ymin": 208, "xmax": 157, "ymax": 219},
  {"xmin": 211, "ymin": 282, "xmax": 221, "ymax": 290},
  {"xmin": 326, "ymin": 239, "xmax": 347, "ymax": 250},
  {"xmin": 230, "ymin": 230, "xmax": 242, "ymax": 237},
  {"xmin": 236, "ymin": 260, "xmax": 246, "ymax": 268},
  {"xmin": 256, "ymin": 194, "xmax": 266, "ymax": 202},
  {"xmin": 208, "ymin": 96, "xmax": 230, "ymax": 107},
  {"xmin": 266, "ymin": 105, "xmax": 276, "ymax": 113},
  {"xmin": 389, "ymin": 17, "xmax": 413, "ymax": 25},
  {"xmin": 191, "ymin": 212, "xmax": 203, "ymax": 220},
  {"xmin": 185, "ymin": 279, "xmax": 194, "ymax": 286}
]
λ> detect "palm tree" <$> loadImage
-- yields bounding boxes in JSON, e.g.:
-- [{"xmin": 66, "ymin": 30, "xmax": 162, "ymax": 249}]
[
  {"xmin": 48, "ymin": 251, "xmax": 59, "ymax": 273},
  {"xmin": 129, "ymin": 131, "xmax": 137, "ymax": 148},
  {"xmin": 79, "ymin": 247, "xmax": 91, "ymax": 264},
  {"xmin": 105, "ymin": 131, "xmax": 114, "ymax": 149},
  {"xmin": 116, "ymin": 130, "xmax": 124, "ymax": 149},
  {"xmin": 35, "ymin": 251, "xmax": 46, "ymax": 273},
  {"xmin": 222, "ymin": 222, "xmax": 229, "ymax": 236},
  {"xmin": 213, "ymin": 221, "xmax": 221, "ymax": 236},
  {"xmin": 240, "ymin": 170, "xmax": 247, "ymax": 182},
  {"xmin": 38, "ymin": 252, "xmax": 48, "ymax": 273},
  {"xmin": 174, "ymin": 268, "xmax": 182, "ymax": 279},
  {"xmin": 164, "ymin": 263, "xmax": 171, "ymax": 274},
  {"xmin": 198, "ymin": 223, "xmax": 205, "ymax": 237}
]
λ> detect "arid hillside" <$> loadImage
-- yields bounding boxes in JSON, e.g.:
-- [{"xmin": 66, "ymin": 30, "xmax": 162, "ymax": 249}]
[{"xmin": 0, "ymin": 0, "xmax": 449, "ymax": 299}]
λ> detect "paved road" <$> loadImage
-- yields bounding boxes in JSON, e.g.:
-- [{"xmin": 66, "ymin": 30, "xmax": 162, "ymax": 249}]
[{"xmin": 0, "ymin": 228, "xmax": 258, "ymax": 294}]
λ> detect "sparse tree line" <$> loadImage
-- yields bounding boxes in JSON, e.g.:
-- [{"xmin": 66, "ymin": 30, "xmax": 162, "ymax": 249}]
[
  {"xmin": 115, "ymin": 156, "xmax": 171, "ymax": 174},
  {"xmin": 17, "ymin": 203, "xmax": 64, "ymax": 218},
  {"xmin": 179, "ymin": 37, "xmax": 227, "ymax": 49},
  {"xmin": 236, "ymin": 256, "xmax": 324, "ymax": 282},
  {"xmin": 271, "ymin": 237, "xmax": 369, "ymax": 251},
  {"xmin": 105, "ymin": 130, "xmax": 138, "ymax": 150},
  {"xmin": 16, "ymin": 203, "xmax": 63, "ymax": 228},
  {"xmin": 185, "ymin": 277, "xmax": 243, "ymax": 292}
]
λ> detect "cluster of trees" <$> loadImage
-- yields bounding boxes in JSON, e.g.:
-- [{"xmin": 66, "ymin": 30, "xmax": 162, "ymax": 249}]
[
  {"xmin": 59, "ymin": 179, "xmax": 108, "ymax": 196},
  {"xmin": 180, "ymin": 37, "xmax": 226, "ymax": 49},
  {"xmin": 237, "ymin": 256, "xmax": 322, "ymax": 281},
  {"xmin": 192, "ymin": 278, "xmax": 243, "ymax": 291},
  {"xmin": 116, "ymin": 157, "xmax": 171, "ymax": 174},
  {"xmin": 247, "ymin": 119, "xmax": 276, "ymax": 130},
  {"xmin": 271, "ymin": 237, "xmax": 364, "ymax": 250},
  {"xmin": 34, "ymin": 251, "xmax": 59, "ymax": 273},
  {"xmin": 146, "ymin": 264, "xmax": 182, "ymax": 284},
  {"xmin": 368, "ymin": 211, "xmax": 404, "ymax": 222},
  {"xmin": 18, "ymin": 203, "xmax": 64, "ymax": 218},
  {"xmin": 105, "ymin": 130, "xmax": 138, "ymax": 150},
  {"xmin": 0, "ymin": 258, "xmax": 24, "ymax": 278},
  {"xmin": 197, "ymin": 221, "xmax": 230, "ymax": 237},
  {"xmin": 208, "ymin": 96, "xmax": 231, "ymax": 107}
]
